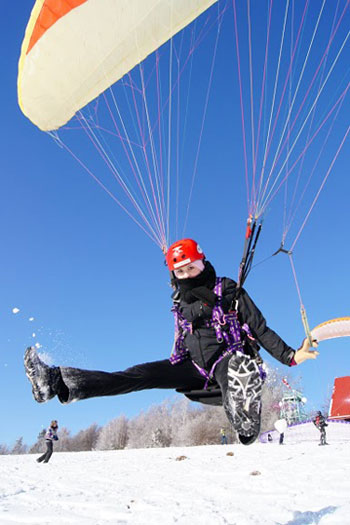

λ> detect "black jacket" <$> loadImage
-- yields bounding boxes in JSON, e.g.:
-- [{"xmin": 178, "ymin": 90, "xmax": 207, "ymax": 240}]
[
  {"xmin": 313, "ymin": 414, "xmax": 328, "ymax": 429},
  {"xmin": 176, "ymin": 275, "xmax": 295, "ymax": 370}
]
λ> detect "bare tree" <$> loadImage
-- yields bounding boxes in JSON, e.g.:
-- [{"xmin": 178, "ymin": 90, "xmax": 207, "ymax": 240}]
[
  {"xmin": 70, "ymin": 424, "xmax": 101, "ymax": 451},
  {"xmin": 54, "ymin": 427, "xmax": 73, "ymax": 452},
  {"xmin": 260, "ymin": 366, "xmax": 286, "ymax": 433},
  {"xmin": 127, "ymin": 401, "xmax": 174, "ymax": 449},
  {"xmin": 0, "ymin": 444, "xmax": 10, "ymax": 455},
  {"xmin": 29, "ymin": 429, "xmax": 46, "ymax": 454},
  {"xmin": 95, "ymin": 416, "xmax": 129, "ymax": 450},
  {"xmin": 11, "ymin": 437, "xmax": 28, "ymax": 455},
  {"xmin": 172, "ymin": 402, "xmax": 236, "ymax": 446}
]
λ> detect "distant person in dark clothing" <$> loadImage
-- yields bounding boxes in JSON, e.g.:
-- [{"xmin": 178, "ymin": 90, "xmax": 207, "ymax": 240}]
[
  {"xmin": 279, "ymin": 432, "xmax": 284, "ymax": 445},
  {"xmin": 313, "ymin": 411, "xmax": 328, "ymax": 445},
  {"xmin": 37, "ymin": 420, "xmax": 59, "ymax": 463}
]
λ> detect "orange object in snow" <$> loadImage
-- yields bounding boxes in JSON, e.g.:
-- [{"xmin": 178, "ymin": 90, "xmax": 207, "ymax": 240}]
[{"xmin": 329, "ymin": 376, "xmax": 350, "ymax": 420}]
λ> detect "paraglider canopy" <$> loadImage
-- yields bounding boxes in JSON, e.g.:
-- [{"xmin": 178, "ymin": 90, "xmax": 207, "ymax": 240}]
[
  {"xmin": 311, "ymin": 318, "xmax": 350, "ymax": 343},
  {"xmin": 18, "ymin": 0, "xmax": 218, "ymax": 131}
]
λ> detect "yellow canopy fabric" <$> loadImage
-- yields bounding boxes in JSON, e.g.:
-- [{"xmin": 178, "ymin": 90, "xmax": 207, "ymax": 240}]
[{"xmin": 18, "ymin": 0, "xmax": 217, "ymax": 131}]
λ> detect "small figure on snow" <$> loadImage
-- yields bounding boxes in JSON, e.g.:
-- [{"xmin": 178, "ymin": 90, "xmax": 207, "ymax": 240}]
[
  {"xmin": 36, "ymin": 420, "xmax": 59, "ymax": 463},
  {"xmin": 24, "ymin": 239, "xmax": 318, "ymax": 446},
  {"xmin": 274, "ymin": 418, "xmax": 287, "ymax": 445},
  {"xmin": 220, "ymin": 428, "xmax": 228, "ymax": 445},
  {"xmin": 313, "ymin": 411, "xmax": 328, "ymax": 446}
]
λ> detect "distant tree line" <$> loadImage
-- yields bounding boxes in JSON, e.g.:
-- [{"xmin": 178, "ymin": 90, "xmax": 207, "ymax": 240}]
[{"xmin": 1, "ymin": 366, "xmax": 310, "ymax": 454}]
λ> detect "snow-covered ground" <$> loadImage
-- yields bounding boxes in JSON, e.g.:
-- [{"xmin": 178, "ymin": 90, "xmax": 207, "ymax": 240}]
[
  {"xmin": 260, "ymin": 419, "xmax": 350, "ymax": 444},
  {"xmin": 1, "ymin": 441, "xmax": 350, "ymax": 525}
]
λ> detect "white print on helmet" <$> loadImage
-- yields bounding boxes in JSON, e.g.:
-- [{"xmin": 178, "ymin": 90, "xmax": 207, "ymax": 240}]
[
  {"xmin": 172, "ymin": 243, "xmax": 202, "ymax": 257},
  {"xmin": 172, "ymin": 245, "xmax": 184, "ymax": 257},
  {"xmin": 173, "ymin": 258, "xmax": 191, "ymax": 269}
]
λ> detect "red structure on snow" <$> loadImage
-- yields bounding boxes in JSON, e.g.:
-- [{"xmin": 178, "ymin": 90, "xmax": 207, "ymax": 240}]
[{"xmin": 329, "ymin": 376, "xmax": 350, "ymax": 420}]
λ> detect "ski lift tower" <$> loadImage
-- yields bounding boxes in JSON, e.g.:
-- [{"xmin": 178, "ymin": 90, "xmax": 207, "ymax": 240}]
[{"xmin": 279, "ymin": 388, "xmax": 308, "ymax": 425}]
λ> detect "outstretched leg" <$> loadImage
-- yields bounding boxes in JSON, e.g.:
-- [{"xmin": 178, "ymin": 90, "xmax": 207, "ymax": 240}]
[
  {"xmin": 25, "ymin": 347, "xmax": 65, "ymax": 403},
  {"xmin": 24, "ymin": 347, "xmax": 205, "ymax": 404}
]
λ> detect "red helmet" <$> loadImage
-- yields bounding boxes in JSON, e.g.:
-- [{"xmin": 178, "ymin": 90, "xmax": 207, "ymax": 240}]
[{"xmin": 166, "ymin": 238, "xmax": 205, "ymax": 271}]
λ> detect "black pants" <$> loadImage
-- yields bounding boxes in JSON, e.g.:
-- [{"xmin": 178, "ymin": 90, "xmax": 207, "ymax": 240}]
[
  {"xmin": 37, "ymin": 440, "xmax": 53, "ymax": 463},
  {"xmin": 58, "ymin": 356, "xmax": 231, "ymax": 404}
]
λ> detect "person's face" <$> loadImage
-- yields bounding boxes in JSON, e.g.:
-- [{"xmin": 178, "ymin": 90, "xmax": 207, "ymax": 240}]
[{"xmin": 174, "ymin": 262, "xmax": 203, "ymax": 279}]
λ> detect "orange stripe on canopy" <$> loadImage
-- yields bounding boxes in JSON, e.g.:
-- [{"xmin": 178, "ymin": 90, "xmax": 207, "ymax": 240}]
[{"xmin": 27, "ymin": 0, "xmax": 87, "ymax": 54}]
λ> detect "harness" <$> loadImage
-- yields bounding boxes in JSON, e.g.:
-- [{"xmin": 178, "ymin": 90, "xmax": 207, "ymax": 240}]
[{"xmin": 170, "ymin": 277, "xmax": 256, "ymax": 388}]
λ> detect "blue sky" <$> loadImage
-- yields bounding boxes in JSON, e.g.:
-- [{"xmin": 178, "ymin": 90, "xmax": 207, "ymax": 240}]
[{"xmin": 1, "ymin": 1, "xmax": 349, "ymax": 447}]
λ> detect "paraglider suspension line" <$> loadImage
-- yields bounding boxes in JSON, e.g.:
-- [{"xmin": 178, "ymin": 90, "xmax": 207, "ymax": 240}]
[{"xmin": 237, "ymin": 217, "xmax": 262, "ymax": 292}]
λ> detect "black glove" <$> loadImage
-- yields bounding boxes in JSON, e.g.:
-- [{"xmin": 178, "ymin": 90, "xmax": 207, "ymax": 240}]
[
  {"xmin": 182, "ymin": 289, "xmax": 198, "ymax": 303},
  {"xmin": 190, "ymin": 286, "xmax": 217, "ymax": 307}
]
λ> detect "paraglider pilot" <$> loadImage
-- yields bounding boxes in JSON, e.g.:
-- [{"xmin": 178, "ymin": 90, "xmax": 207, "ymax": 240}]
[
  {"xmin": 24, "ymin": 239, "xmax": 318, "ymax": 445},
  {"xmin": 36, "ymin": 420, "xmax": 59, "ymax": 463}
]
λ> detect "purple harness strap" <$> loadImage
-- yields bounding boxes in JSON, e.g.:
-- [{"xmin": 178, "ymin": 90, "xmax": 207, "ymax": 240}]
[
  {"xmin": 169, "ymin": 304, "xmax": 192, "ymax": 365},
  {"xmin": 170, "ymin": 278, "xmax": 254, "ymax": 388}
]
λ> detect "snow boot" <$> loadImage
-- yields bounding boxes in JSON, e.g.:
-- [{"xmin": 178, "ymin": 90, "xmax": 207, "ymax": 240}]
[
  {"xmin": 224, "ymin": 352, "xmax": 264, "ymax": 445},
  {"xmin": 24, "ymin": 347, "xmax": 63, "ymax": 403}
]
